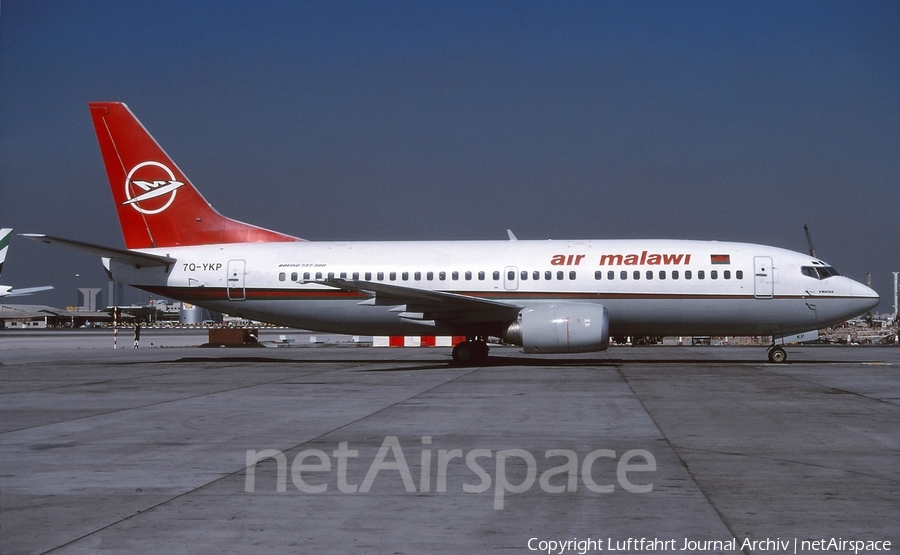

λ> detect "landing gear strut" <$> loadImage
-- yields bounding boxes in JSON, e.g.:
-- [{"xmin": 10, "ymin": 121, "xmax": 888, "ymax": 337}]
[
  {"xmin": 767, "ymin": 345, "xmax": 787, "ymax": 363},
  {"xmin": 452, "ymin": 338, "xmax": 489, "ymax": 366}
]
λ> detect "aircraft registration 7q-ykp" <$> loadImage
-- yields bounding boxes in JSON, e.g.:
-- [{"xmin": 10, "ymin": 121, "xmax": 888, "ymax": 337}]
[{"xmin": 26, "ymin": 102, "xmax": 878, "ymax": 364}]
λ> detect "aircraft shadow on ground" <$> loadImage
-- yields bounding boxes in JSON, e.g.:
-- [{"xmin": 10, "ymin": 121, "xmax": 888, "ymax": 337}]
[{"xmin": 161, "ymin": 355, "xmax": 863, "ymax": 369}]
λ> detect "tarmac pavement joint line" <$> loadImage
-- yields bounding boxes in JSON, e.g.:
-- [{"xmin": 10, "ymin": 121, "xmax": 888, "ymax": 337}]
[
  {"xmin": 0, "ymin": 364, "xmax": 337, "ymax": 436},
  {"xmin": 19, "ymin": 362, "xmax": 482, "ymax": 555},
  {"xmin": 612, "ymin": 362, "xmax": 753, "ymax": 555}
]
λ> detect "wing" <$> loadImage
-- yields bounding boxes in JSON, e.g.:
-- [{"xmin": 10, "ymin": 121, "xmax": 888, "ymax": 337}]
[{"xmin": 320, "ymin": 278, "xmax": 522, "ymax": 327}]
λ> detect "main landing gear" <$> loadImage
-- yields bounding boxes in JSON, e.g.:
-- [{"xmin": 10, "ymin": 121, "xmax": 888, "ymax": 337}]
[
  {"xmin": 452, "ymin": 338, "xmax": 489, "ymax": 366},
  {"xmin": 767, "ymin": 345, "xmax": 788, "ymax": 363}
]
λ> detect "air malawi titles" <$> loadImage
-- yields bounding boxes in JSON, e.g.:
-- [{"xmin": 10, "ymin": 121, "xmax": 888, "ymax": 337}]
[
  {"xmin": 547, "ymin": 251, "xmax": 693, "ymax": 266},
  {"xmin": 598, "ymin": 252, "xmax": 692, "ymax": 266}
]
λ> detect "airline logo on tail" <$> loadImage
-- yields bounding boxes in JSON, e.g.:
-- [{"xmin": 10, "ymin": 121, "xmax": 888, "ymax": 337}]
[{"xmin": 123, "ymin": 161, "xmax": 185, "ymax": 214}]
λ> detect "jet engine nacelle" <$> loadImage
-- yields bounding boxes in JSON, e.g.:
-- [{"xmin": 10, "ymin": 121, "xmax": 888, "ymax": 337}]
[{"xmin": 504, "ymin": 303, "xmax": 610, "ymax": 354}]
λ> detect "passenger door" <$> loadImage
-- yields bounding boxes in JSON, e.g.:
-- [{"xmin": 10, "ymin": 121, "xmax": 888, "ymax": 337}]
[
  {"xmin": 226, "ymin": 259, "xmax": 246, "ymax": 300},
  {"xmin": 754, "ymin": 256, "xmax": 773, "ymax": 299}
]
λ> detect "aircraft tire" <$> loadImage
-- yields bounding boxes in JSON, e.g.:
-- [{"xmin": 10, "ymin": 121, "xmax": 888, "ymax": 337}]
[
  {"xmin": 767, "ymin": 346, "xmax": 787, "ymax": 363},
  {"xmin": 452, "ymin": 340, "xmax": 489, "ymax": 366}
]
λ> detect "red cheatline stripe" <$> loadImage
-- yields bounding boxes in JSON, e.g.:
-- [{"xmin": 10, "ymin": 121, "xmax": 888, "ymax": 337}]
[
  {"xmin": 141, "ymin": 286, "xmax": 839, "ymax": 303},
  {"xmin": 141, "ymin": 287, "xmax": 368, "ymax": 301}
]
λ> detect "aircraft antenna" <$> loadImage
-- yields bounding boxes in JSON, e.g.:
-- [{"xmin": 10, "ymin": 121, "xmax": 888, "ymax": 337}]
[{"xmin": 803, "ymin": 224, "xmax": 816, "ymax": 258}]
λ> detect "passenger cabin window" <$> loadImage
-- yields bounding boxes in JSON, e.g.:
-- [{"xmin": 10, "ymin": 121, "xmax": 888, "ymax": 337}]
[
  {"xmin": 508, "ymin": 270, "xmax": 515, "ymax": 281},
  {"xmin": 352, "ymin": 272, "xmax": 359, "ymax": 280},
  {"xmin": 316, "ymin": 272, "xmax": 323, "ymax": 280},
  {"xmin": 620, "ymin": 271, "xmax": 627, "ymax": 280},
  {"xmin": 672, "ymin": 270, "xmax": 679, "ymax": 280},
  {"xmin": 452, "ymin": 271, "xmax": 459, "ymax": 280},
  {"xmin": 493, "ymin": 271, "xmax": 500, "ymax": 280},
  {"xmin": 279, "ymin": 272, "xmax": 286, "ymax": 281},
  {"xmin": 633, "ymin": 270, "xmax": 640, "ymax": 280},
  {"xmin": 724, "ymin": 270, "xmax": 731, "ymax": 279},
  {"xmin": 427, "ymin": 272, "xmax": 433, "ymax": 281},
  {"xmin": 557, "ymin": 271, "xmax": 564, "ymax": 280},
  {"xmin": 646, "ymin": 270, "xmax": 653, "ymax": 280},
  {"xmin": 521, "ymin": 270, "xmax": 528, "ymax": 281},
  {"xmin": 365, "ymin": 272, "xmax": 372, "ymax": 280},
  {"xmin": 569, "ymin": 271, "xmax": 576, "ymax": 280},
  {"xmin": 608, "ymin": 271, "xmax": 615, "ymax": 280},
  {"xmin": 659, "ymin": 270, "xmax": 666, "ymax": 280},
  {"xmin": 439, "ymin": 272, "xmax": 446, "ymax": 280},
  {"xmin": 684, "ymin": 270, "xmax": 692, "ymax": 280},
  {"xmin": 710, "ymin": 270, "xmax": 717, "ymax": 280},
  {"xmin": 377, "ymin": 272, "xmax": 384, "ymax": 280},
  {"xmin": 545, "ymin": 271, "xmax": 552, "ymax": 280},
  {"xmin": 339, "ymin": 272, "xmax": 347, "ymax": 279},
  {"xmin": 736, "ymin": 270, "xmax": 743, "ymax": 279},
  {"xmin": 414, "ymin": 272, "xmax": 421, "ymax": 280},
  {"xmin": 290, "ymin": 272, "xmax": 298, "ymax": 281},
  {"xmin": 595, "ymin": 271, "xmax": 603, "ymax": 280},
  {"xmin": 478, "ymin": 271, "xmax": 485, "ymax": 280},
  {"xmin": 465, "ymin": 271, "xmax": 472, "ymax": 280},
  {"xmin": 697, "ymin": 270, "xmax": 705, "ymax": 280},
  {"xmin": 401, "ymin": 272, "xmax": 409, "ymax": 280},
  {"xmin": 390, "ymin": 272, "xmax": 397, "ymax": 281},
  {"xmin": 533, "ymin": 271, "xmax": 540, "ymax": 280}
]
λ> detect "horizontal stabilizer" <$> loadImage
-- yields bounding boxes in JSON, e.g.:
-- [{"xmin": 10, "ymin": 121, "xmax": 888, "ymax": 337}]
[
  {"xmin": 20, "ymin": 234, "xmax": 176, "ymax": 268},
  {"xmin": 6, "ymin": 285, "xmax": 54, "ymax": 297}
]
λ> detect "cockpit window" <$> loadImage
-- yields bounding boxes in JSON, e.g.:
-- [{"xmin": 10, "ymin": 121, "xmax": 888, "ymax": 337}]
[{"xmin": 801, "ymin": 266, "xmax": 840, "ymax": 280}]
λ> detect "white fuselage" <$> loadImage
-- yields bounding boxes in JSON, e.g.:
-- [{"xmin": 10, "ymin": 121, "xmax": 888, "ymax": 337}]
[{"xmin": 110, "ymin": 238, "xmax": 879, "ymax": 339}]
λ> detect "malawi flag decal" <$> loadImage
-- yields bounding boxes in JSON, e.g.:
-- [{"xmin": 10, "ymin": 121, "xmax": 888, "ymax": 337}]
[{"xmin": 711, "ymin": 254, "xmax": 731, "ymax": 265}]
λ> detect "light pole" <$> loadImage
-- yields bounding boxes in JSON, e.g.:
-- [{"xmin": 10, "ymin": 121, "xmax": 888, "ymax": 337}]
[{"xmin": 73, "ymin": 273, "xmax": 80, "ymax": 327}]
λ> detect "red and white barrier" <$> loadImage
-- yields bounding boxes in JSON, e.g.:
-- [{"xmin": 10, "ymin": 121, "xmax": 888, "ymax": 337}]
[{"xmin": 373, "ymin": 336, "xmax": 466, "ymax": 347}]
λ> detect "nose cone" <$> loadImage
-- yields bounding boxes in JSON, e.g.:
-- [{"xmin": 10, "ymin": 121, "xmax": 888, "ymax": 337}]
[{"xmin": 850, "ymin": 279, "xmax": 880, "ymax": 314}]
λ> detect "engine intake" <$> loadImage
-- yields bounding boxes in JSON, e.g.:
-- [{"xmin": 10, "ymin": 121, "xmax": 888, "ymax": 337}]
[{"xmin": 504, "ymin": 303, "xmax": 610, "ymax": 354}]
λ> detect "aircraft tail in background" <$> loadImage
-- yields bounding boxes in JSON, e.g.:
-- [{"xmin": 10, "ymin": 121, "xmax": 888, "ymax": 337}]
[
  {"xmin": 0, "ymin": 228, "xmax": 11, "ymax": 276},
  {"xmin": 88, "ymin": 102, "xmax": 302, "ymax": 249},
  {"xmin": 0, "ymin": 228, "xmax": 54, "ymax": 298}
]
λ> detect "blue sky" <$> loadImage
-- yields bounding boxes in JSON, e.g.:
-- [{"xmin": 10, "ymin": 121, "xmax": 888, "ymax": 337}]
[{"xmin": 1, "ymin": 1, "xmax": 898, "ymax": 310}]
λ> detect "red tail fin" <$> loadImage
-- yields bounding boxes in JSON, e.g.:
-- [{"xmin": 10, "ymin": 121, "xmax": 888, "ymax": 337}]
[{"xmin": 89, "ymin": 102, "xmax": 302, "ymax": 249}]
